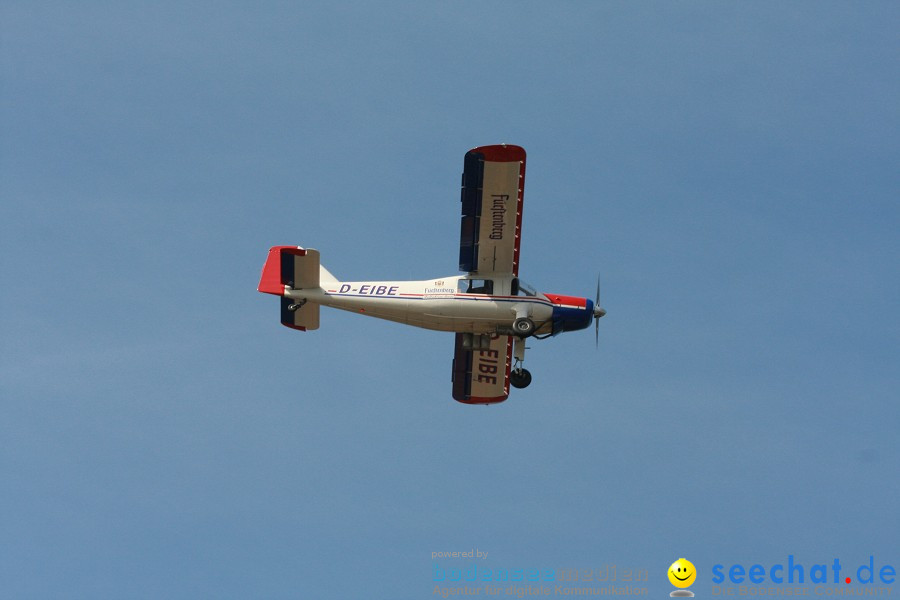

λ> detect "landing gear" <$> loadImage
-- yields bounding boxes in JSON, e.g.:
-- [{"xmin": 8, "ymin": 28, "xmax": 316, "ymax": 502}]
[
  {"xmin": 510, "ymin": 368, "xmax": 532, "ymax": 389},
  {"xmin": 510, "ymin": 336, "xmax": 532, "ymax": 389},
  {"xmin": 512, "ymin": 317, "xmax": 535, "ymax": 337},
  {"xmin": 287, "ymin": 299, "xmax": 307, "ymax": 312}
]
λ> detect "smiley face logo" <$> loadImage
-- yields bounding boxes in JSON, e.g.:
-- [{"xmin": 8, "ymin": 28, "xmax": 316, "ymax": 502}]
[{"xmin": 668, "ymin": 558, "xmax": 696, "ymax": 588}]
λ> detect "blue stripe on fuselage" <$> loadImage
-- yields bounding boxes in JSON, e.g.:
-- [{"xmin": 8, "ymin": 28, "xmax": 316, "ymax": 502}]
[
  {"xmin": 323, "ymin": 292, "xmax": 555, "ymax": 308},
  {"xmin": 551, "ymin": 298, "xmax": 593, "ymax": 335}
]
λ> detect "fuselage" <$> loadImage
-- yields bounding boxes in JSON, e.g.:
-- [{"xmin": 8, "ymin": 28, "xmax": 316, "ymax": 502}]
[{"xmin": 285, "ymin": 274, "xmax": 593, "ymax": 336}]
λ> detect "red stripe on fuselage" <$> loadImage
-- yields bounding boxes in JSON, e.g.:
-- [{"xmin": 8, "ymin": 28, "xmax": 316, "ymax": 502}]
[{"xmin": 543, "ymin": 293, "xmax": 587, "ymax": 308}]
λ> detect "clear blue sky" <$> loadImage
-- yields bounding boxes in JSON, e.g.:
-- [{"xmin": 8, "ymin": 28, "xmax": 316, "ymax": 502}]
[{"xmin": 2, "ymin": 2, "xmax": 898, "ymax": 598}]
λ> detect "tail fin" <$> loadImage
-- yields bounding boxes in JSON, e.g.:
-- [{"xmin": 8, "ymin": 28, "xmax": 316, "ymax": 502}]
[
  {"xmin": 319, "ymin": 264, "xmax": 339, "ymax": 285},
  {"xmin": 258, "ymin": 246, "xmax": 323, "ymax": 331},
  {"xmin": 258, "ymin": 246, "xmax": 321, "ymax": 294}
]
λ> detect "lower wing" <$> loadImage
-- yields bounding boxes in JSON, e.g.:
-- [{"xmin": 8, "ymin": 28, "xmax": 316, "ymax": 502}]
[{"xmin": 451, "ymin": 334, "xmax": 512, "ymax": 404}]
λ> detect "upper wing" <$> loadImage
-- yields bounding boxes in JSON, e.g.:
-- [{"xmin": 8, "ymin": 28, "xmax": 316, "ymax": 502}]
[
  {"xmin": 458, "ymin": 144, "xmax": 526, "ymax": 276},
  {"xmin": 451, "ymin": 334, "xmax": 512, "ymax": 404}
]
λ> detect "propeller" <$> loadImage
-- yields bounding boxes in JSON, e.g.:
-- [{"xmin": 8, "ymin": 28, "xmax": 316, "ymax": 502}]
[{"xmin": 593, "ymin": 275, "xmax": 606, "ymax": 347}]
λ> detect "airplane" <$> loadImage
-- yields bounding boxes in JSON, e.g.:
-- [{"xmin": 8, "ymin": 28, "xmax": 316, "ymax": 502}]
[{"xmin": 257, "ymin": 144, "xmax": 605, "ymax": 404}]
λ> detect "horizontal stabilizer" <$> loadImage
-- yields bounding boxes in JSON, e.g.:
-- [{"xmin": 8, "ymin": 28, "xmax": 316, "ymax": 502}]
[{"xmin": 281, "ymin": 297, "xmax": 319, "ymax": 331}]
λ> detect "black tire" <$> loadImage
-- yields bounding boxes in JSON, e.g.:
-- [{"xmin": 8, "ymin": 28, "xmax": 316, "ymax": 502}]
[
  {"xmin": 288, "ymin": 303, "xmax": 302, "ymax": 311},
  {"xmin": 512, "ymin": 317, "xmax": 535, "ymax": 336},
  {"xmin": 510, "ymin": 368, "xmax": 532, "ymax": 389}
]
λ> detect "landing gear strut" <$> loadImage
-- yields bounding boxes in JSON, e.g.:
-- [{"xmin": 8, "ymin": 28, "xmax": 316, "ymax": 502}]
[{"xmin": 510, "ymin": 336, "xmax": 532, "ymax": 389}]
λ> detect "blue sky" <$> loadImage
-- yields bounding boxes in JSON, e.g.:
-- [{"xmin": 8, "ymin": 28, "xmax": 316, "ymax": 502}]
[{"xmin": 2, "ymin": 2, "xmax": 898, "ymax": 598}]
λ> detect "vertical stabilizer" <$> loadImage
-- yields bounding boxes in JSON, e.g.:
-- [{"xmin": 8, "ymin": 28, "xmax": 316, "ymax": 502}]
[{"xmin": 258, "ymin": 246, "xmax": 323, "ymax": 331}]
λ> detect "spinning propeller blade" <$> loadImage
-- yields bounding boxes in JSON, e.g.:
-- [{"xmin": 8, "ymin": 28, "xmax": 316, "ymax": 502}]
[{"xmin": 593, "ymin": 275, "xmax": 606, "ymax": 348}]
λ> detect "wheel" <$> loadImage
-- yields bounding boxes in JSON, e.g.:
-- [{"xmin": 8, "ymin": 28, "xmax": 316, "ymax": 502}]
[
  {"xmin": 512, "ymin": 317, "xmax": 535, "ymax": 336},
  {"xmin": 510, "ymin": 368, "xmax": 532, "ymax": 389},
  {"xmin": 288, "ymin": 302, "xmax": 302, "ymax": 311}
]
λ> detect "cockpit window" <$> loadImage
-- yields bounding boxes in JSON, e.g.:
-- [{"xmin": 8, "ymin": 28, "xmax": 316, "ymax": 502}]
[
  {"xmin": 458, "ymin": 278, "xmax": 494, "ymax": 295},
  {"xmin": 516, "ymin": 279, "xmax": 537, "ymax": 296}
]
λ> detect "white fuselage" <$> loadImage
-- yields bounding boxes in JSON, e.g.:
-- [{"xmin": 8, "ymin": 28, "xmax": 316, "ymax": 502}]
[{"xmin": 284, "ymin": 274, "xmax": 555, "ymax": 335}]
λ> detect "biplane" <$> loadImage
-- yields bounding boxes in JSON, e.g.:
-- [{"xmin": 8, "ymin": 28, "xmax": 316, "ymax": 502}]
[{"xmin": 258, "ymin": 144, "xmax": 605, "ymax": 404}]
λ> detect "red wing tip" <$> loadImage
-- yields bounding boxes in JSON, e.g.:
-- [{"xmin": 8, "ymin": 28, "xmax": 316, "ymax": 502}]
[
  {"xmin": 454, "ymin": 395, "xmax": 509, "ymax": 405},
  {"xmin": 469, "ymin": 144, "xmax": 526, "ymax": 162}
]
